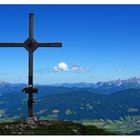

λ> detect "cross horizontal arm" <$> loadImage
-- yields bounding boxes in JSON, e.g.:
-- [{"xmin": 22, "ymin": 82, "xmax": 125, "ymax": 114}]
[
  {"xmin": 38, "ymin": 43, "xmax": 62, "ymax": 47},
  {"xmin": 0, "ymin": 43, "xmax": 24, "ymax": 47}
]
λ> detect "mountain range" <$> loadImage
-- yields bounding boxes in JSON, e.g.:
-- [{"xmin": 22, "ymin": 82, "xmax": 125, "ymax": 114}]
[
  {"xmin": 59, "ymin": 77, "xmax": 140, "ymax": 94},
  {"xmin": 1, "ymin": 77, "xmax": 140, "ymax": 121},
  {"xmin": 1, "ymin": 77, "xmax": 140, "ymax": 96}
]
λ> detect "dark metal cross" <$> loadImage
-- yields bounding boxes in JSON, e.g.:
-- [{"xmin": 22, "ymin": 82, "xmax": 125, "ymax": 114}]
[{"xmin": 0, "ymin": 13, "xmax": 62, "ymax": 121}]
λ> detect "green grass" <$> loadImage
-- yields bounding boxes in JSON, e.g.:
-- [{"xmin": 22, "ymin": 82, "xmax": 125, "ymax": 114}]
[
  {"xmin": 0, "ymin": 120, "xmax": 114, "ymax": 135},
  {"xmin": 0, "ymin": 121, "xmax": 21, "ymax": 128},
  {"xmin": 32, "ymin": 120, "xmax": 113, "ymax": 135}
]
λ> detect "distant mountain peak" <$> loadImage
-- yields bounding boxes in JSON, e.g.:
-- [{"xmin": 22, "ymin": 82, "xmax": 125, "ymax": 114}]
[{"xmin": 59, "ymin": 77, "xmax": 140, "ymax": 90}]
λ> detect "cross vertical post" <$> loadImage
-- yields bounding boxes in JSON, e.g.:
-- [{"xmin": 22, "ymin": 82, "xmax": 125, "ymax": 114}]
[
  {"xmin": 28, "ymin": 13, "xmax": 34, "ymax": 118},
  {"xmin": 23, "ymin": 13, "xmax": 38, "ymax": 120},
  {"xmin": 28, "ymin": 53, "xmax": 33, "ymax": 117}
]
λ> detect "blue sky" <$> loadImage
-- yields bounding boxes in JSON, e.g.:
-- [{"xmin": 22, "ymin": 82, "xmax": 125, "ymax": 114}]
[{"xmin": 0, "ymin": 5, "xmax": 140, "ymax": 84}]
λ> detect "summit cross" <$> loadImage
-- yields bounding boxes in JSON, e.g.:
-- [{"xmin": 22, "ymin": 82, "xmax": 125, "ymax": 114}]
[{"xmin": 0, "ymin": 13, "xmax": 62, "ymax": 124}]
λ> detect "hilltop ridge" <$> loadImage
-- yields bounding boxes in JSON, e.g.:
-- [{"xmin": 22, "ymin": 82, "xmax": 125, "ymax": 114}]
[{"xmin": 0, "ymin": 120, "xmax": 113, "ymax": 135}]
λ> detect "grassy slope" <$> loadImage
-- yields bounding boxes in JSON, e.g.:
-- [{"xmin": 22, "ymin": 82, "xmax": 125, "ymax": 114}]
[{"xmin": 0, "ymin": 120, "xmax": 114, "ymax": 135}]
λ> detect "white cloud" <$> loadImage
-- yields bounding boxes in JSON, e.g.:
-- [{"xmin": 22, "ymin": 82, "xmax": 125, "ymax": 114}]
[
  {"xmin": 71, "ymin": 64, "xmax": 90, "ymax": 73},
  {"xmin": 48, "ymin": 62, "xmax": 69, "ymax": 72},
  {"xmin": 37, "ymin": 62, "xmax": 92, "ymax": 74},
  {"xmin": 57, "ymin": 62, "xmax": 69, "ymax": 71}
]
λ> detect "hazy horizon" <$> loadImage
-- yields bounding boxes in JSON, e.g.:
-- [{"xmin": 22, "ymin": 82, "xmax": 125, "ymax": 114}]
[{"xmin": 1, "ymin": 76, "xmax": 140, "ymax": 85}]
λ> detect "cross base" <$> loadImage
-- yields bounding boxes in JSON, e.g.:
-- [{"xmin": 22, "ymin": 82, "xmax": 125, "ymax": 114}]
[{"xmin": 27, "ymin": 116, "xmax": 38, "ymax": 125}]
